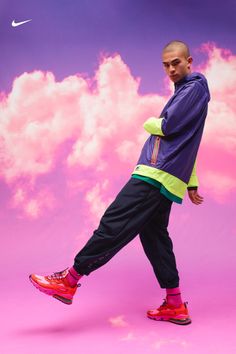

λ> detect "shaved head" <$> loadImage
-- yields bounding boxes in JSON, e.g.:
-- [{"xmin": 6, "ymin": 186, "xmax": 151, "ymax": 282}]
[
  {"xmin": 162, "ymin": 40, "xmax": 190, "ymax": 59},
  {"xmin": 161, "ymin": 40, "xmax": 193, "ymax": 83}
]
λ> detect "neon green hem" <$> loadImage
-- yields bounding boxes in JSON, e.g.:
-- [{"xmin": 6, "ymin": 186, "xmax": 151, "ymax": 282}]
[
  {"xmin": 160, "ymin": 184, "xmax": 182, "ymax": 204},
  {"xmin": 132, "ymin": 174, "xmax": 162, "ymax": 188},
  {"xmin": 131, "ymin": 164, "xmax": 187, "ymax": 200},
  {"xmin": 131, "ymin": 174, "xmax": 182, "ymax": 204}
]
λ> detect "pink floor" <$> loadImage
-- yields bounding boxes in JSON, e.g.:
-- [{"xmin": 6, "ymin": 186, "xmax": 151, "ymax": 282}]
[
  {"xmin": 2, "ymin": 232, "xmax": 236, "ymax": 354},
  {"xmin": 2, "ymin": 267, "xmax": 236, "ymax": 354}
]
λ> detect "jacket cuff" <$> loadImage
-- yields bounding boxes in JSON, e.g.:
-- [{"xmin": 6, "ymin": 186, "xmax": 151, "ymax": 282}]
[
  {"xmin": 187, "ymin": 186, "xmax": 198, "ymax": 190},
  {"xmin": 143, "ymin": 117, "xmax": 165, "ymax": 136},
  {"xmin": 187, "ymin": 159, "xmax": 199, "ymax": 188}
]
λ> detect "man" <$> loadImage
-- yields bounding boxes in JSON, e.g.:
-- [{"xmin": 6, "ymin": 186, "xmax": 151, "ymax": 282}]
[{"xmin": 29, "ymin": 40, "xmax": 210, "ymax": 326}]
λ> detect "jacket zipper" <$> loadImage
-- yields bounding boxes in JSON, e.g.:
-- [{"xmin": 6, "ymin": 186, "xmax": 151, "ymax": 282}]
[{"xmin": 151, "ymin": 136, "xmax": 160, "ymax": 165}]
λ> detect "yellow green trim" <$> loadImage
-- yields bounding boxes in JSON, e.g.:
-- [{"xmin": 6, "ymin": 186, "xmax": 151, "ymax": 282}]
[
  {"xmin": 132, "ymin": 164, "xmax": 187, "ymax": 199},
  {"xmin": 187, "ymin": 158, "xmax": 199, "ymax": 188},
  {"xmin": 132, "ymin": 174, "xmax": 182, "ymax": 204},
  {"xmin": 132, "ymin": 174, "xmax": 162, "ymax": 189},
  {"xmin": 143, "ymin": 117, "xmax": 165, "ymax": 136},
  {"xmin": 160, "ymin": 185, "xmax": 182, "ymax": 204}
]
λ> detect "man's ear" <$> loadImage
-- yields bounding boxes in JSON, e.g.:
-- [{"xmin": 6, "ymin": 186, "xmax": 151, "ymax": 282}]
[{"xmin": 187, "ymin": 56, "xmax": 193, "ymax": 68}]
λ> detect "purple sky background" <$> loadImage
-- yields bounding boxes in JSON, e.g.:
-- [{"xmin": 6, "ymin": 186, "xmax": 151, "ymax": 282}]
[
  {"xmin": 1, "ymin": 1, "xmax": 236, "ymax": 354},
  {"xmin": 0, "ymin": 0, "xmax": 236, "ymax": 94}
]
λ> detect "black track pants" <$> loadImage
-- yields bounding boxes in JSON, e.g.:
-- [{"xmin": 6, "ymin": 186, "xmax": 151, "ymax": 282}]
[{"xmin": 73, "ymin": 177, "xmax": 180, "ymax": 288}]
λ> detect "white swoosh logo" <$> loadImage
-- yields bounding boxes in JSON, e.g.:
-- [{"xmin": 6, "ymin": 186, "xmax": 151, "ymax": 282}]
[{"xmin": 12, "ymin": 19, "xmax": 32, "ymax": 27}]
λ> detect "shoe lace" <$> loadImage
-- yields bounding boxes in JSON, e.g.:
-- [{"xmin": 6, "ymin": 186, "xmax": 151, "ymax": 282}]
[
  {"xmin": 47, "ymin": 268, "xmax": 69, "ymax": 281},
  {"xmin": 158, "ymin": 298, "xmax": 169, "ymax": 310},
  {"xmin": 158, "ymin": 298, "xmax": 188, "ymax": 311},
  {"xmin": 46, "ymin": 268, "xmax": 82, "ymax": 287}
]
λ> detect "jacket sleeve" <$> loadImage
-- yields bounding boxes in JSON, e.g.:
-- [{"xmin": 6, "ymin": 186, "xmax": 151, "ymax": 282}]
[
  {"xmin": 143, "ymin": 81, "xmax": 208, "ymax": 137},
  {"xmin": 187, "ymin": 159, "xmax": 199, "ymax": 190}
]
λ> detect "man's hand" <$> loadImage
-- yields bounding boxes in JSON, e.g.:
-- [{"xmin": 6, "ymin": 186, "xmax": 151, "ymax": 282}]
[{"xmin": 188, "ymin": 189, "xmax": 204, "ymax": 205}]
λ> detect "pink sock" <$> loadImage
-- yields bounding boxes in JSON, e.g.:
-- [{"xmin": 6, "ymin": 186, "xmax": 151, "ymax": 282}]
[
  {"xmin": 166, "ymin": 287, "xmax": 183, "ymax": 307},
  {"xmin": 66, "ymin": 266, "xmax": 83, "ymax": 287}
]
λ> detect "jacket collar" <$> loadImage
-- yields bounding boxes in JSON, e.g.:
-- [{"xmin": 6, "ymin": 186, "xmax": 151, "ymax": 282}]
[{"xmin": 174, "ymin": 73, "xmax": 190, "ymax": 91}]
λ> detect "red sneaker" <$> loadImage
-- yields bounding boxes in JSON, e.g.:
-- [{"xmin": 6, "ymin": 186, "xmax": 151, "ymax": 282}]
[
  {"xmin": 147, "ymin": 299, "xmax": 192, "ymax": 325},
  {"xmin": 29, "ymin": 267, "xmax": 81, "ymax": 305}
]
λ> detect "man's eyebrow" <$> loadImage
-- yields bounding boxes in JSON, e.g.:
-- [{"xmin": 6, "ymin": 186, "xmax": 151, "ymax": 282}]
[{"xmin": 162, "ymin": 58, "xmax": 180, "ymax": 64}]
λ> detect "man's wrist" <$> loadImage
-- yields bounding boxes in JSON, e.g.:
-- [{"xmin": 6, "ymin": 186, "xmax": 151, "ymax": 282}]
[{"xmin": 187, "ymin": 186, "xmax": 198, "ymax": 190}]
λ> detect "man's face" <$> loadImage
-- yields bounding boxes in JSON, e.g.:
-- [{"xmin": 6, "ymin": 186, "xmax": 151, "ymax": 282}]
[{"xmin": 162, "ymin": 48, "xmax": 193, "ymax": 83}]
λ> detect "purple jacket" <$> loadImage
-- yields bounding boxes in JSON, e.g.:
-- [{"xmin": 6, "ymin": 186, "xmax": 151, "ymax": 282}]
[{"xmin": 133, "ymin": 72, "xmax": 210, "ymax": 196}]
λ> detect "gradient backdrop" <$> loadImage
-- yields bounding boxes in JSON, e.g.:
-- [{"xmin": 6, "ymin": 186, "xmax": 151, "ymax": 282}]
[{"xmin": 1, "ymin": 1, "xmax": 236, "ymax": 353}]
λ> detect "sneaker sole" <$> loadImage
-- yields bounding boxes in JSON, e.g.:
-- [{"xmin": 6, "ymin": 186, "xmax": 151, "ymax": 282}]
[
  {"xmin": 29, "ymin": 275, "xmax": 73, "ymax": 305},
  {"xmin": 53, "ymin": 294, "xmax": 72, "ymax": 305},
  {"xmin": 147, "ymin": 314, "xmax": 192, "ymax": 325}
]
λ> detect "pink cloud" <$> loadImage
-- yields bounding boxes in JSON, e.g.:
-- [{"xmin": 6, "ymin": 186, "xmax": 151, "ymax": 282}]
[
  {"xmin": 0, "ymin": 71, "xmax": 88, "ymax": 182},
  {"xmin": 0, "ymin": 43, "xmax": 235, "ymax": 218},
  {"xmin": 193, "ymin": 43, "xmax": 236, "ymax": 201},
  {"xmin": 10, "ymin": 186, "xmax": 56, "ymax": 218},
  {"xmin": 200, "ymin": 170, "xmax": 235, "ymax": 204},
  {"xmin": 120, "ymin": 332, "xmax": 136, "ymax": 341},
  {"xmin": 153, "ymin": 338, "xmax": 189, "ymax": 350},
  {"xmin": 85, "ymin": 180, "xmax": 113, "ymax": 222},
  {"xmin": 197, "ymin": 43, "xmax": 236, "ymax": 149},
  {"xmin": 108, "ymin": 315, "xmax": 129, "ymax": 327}
]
